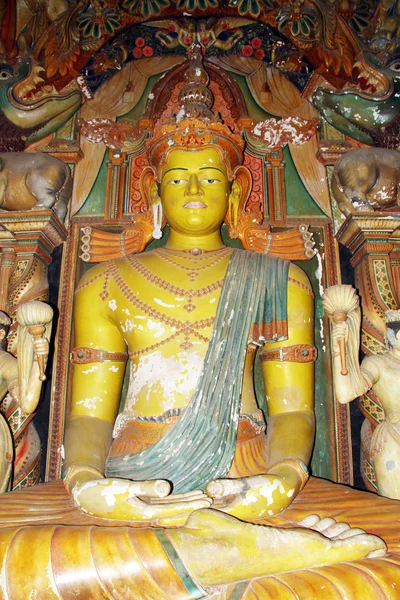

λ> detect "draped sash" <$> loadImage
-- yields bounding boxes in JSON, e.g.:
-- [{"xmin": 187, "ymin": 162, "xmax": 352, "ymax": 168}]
[{"xmin": 105, "ymin": 250, "xmax": 289, "ymax": 493}]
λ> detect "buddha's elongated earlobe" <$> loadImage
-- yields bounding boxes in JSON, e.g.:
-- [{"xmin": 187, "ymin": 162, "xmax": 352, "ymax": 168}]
[
  {"xmin": 228, "ymin": 180, "xmax": 241, "ymax": 239},
  {"xmin": 150, "ymin": 181, "xmax": 163, "ymax": 239},
  {"xmin": 152, "ymin": 201, "xmax": 163, "ymax": 239}
]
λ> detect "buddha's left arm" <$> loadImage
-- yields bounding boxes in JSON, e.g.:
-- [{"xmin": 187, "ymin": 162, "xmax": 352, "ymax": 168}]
[{"xmin": 261, "ymin": 262, "xmax": 315, "ymax": 497}]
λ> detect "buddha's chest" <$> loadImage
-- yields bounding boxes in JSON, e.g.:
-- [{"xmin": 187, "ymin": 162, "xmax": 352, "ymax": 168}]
[{"xmin": 106, "ymin": 250, "xmax": 232, "ymax": 354}]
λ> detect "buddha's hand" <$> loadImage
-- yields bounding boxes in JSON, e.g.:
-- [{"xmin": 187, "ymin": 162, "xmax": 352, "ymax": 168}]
[
  {"xmin": 68, "ymin": 471, "xmax": 212, "ymax": 526},
  {"xmin": 207, "ymin": 465, "xmax": 307, "ymax": 520}
]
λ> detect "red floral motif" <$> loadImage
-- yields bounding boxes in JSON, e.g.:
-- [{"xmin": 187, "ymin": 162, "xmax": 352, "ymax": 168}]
[
  {"xmin": 251, "ymin": 37, "xmax": 262, "ymax": 48},
  {"xmin": 201, "ymin": 36, "xmax": 210, "ymax": 45},
  {"xmin": 241, "ymin": 45, "xmax": 253, "ymax": 57},
  {"xmin": 183, "ymin": 35, "xmax": 193, "ymax": 45},
  {"xmin": 135, "ymin": 37, "xmax": 145, "ymax": 47},
  {"xmin": 255, "ymin": 49, "xmax": 265, "ymax": 60},
  {"xmin": 143, "ymin": 46, "xmax": 153, "ymax": 57},
  {"xmin": 133, "ymin": 47, "xmax": 143, "ymax": 58},
  {"xmin": 221, "ymin": 22, "xmax": 229, "ymax": 31},
  {"xmin": 168, "ymin": 23, "xmax": 176, "ymax": 31}
]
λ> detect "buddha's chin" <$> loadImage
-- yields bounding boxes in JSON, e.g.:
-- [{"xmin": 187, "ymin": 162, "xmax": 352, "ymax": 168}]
[
  {"xmin": 181, "ymin": 215, "xmax": 223, "ymax": 235},
  {"xmin": 184, "ymin": 213, "xmax": 206, "ymax": 228}
]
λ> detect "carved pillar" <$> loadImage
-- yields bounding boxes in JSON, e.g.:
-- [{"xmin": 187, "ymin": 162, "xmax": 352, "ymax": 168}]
[
  {"xmin": 105, "ymin": 149, "xmax": 128, "ymax": 222},
  {"xmin": 336, "ymin": 213, "xmax": 400, "ymax": 490},
  {"xmin": 0, "ymin": 249, "xmax": 16, "ymax": 311},
  {"xmin": 265, "ymin": 148, "xmax": 286, "ymax": 225},
  {"xmin": 0, "ymin": 210, "xmax": 67, "ymax": 489}
]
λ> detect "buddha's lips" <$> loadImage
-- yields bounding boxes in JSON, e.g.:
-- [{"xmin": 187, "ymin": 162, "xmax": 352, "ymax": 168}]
[{"xmin": 183, "ymin": 201, "xmax": 207, "ymax": 208}]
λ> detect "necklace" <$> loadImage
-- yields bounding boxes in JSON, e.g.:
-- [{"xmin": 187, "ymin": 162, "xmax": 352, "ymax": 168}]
[
  {"xmin": 109, "ymin": 262, "xmax": 215, "ymax": 351},
  {"xmin": 127, "ymin": 254, "xmax": 224, "ymax": 312},
  {"xmin": 153, "ymin": 247, "xmax": 232, "ymax": 281}
]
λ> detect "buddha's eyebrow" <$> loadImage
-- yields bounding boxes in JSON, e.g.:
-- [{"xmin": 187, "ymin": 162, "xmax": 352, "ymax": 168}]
[
  {"xmin": 199, "ymin": 167, "xmax": 225, "ymax": 174},
  {"xmin": 164, "ymin": 167, "xmax": 188, "ymax": 174}
]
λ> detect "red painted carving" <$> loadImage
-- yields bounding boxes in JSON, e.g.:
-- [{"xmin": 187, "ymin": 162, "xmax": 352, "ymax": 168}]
[
  {"xmin": 243, "ymin": 151, "xmax": 264, "ymax": 218},
  {"xmin": 128, "ymin": 150, "xmax": 150, "ymax": 213}
]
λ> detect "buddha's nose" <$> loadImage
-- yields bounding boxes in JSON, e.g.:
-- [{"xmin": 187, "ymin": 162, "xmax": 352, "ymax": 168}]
[{"xmin": 185, "ymin": 174, "xmax": 203, "ymax": 196}]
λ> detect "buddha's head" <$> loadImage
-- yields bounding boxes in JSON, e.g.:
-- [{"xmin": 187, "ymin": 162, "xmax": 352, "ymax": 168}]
[
  {"xmin": 159, "ymin": 148, "xmax": 233, "ymax": 237},
  {"xmin": 143, "ymin": 44, "xmax": 251, "ymax": 240}
]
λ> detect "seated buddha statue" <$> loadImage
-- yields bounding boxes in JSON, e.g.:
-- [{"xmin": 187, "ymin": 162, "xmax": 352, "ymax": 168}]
[{"xmin": 0, "ymin": 48, "xmax": 398, "ymax": 599}]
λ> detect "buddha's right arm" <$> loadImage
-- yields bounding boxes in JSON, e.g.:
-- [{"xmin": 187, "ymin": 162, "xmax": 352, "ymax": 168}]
[
  {"xmin": 64, "ymin": 263, "xmax": 126, "ymax": 490},
  {"xmin": 63, "ymin": 264, "xmax": 212, "ymax": 522}
]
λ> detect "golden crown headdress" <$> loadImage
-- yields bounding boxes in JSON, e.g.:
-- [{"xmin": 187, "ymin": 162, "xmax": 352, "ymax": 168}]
[{"xmin": 146, "ymin": 44, "xmax": 244, "ymax": 180}]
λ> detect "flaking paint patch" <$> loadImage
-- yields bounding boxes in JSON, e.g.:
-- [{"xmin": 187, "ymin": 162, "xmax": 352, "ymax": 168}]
[
  {"xmin": 45, "ymin": 562, "xmax": 60, "ymax": 597},
  {"xmin": 242, "ymin": 492, "xmax": 258, "ymax": 505},
  {"xmin": 100, "ymin": 480, "xmax": 132, "ymax": 506},
  {"xmin": 108, "ymin": 299, "xmax": 117, "ymax": 311},
  {"xmin": 76, "ymin": 397, "xmax": 103, "ymax": 410},
  {"xmin": 121, "ymin": 319, "xmax": 134, "ymax": 333},
  {"xmin": 82, "ymin": 366, "xmax": 98, "ymax": 374},
  {"xmin": 124, "ymin": 350, "xmax": 204, "ymax": 411},
  {"xmin": 154, "ymin": 297, "xmax": 176, "ymax": 308},
  {"xmin": 259, "ymin": 479, "xmax": 285, "ymax": 506},
  {"xmin": 147, "ymin": 319, "xmax": 166, "ymax": 338},
  {"xmin": 109, "ymin": 366, "xmax": 119, "ymax": 372}
]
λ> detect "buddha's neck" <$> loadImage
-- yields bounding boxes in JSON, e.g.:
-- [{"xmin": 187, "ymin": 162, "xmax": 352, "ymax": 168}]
[{"xmin": 166, "ymin": 229, "xmax": 225, "ymax": 252}]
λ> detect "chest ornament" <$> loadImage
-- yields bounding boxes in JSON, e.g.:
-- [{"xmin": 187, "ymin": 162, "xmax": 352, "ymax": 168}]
[{"xmin": 108, "ymin": 261, "xmax": 215, "ymax": 352}]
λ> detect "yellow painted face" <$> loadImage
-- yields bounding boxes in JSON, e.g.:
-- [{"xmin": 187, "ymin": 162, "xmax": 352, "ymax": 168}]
[{"xmin": 160, "ymin": 149, "xmax": 231, "ymax": 236}]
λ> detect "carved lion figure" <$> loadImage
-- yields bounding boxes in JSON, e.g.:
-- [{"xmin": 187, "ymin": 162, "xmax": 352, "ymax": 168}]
[
  {"xmin": 331, "ymin": 148, "xmax": 400, "ymax": 216},
  {"xmin": 0, "ymin": 152, "xmax": 72, "ymax": 222}
]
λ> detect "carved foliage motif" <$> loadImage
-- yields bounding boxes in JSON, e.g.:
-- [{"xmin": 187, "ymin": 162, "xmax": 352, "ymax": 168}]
[{"xmin": 128, "ymin": 151, "xmax": 151, "ymax": 213}]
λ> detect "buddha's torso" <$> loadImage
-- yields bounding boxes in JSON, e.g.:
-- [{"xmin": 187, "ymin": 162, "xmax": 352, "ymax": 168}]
[{"xmin": 101, "ymin": 247, "xmax": 259, "ymax": 419}]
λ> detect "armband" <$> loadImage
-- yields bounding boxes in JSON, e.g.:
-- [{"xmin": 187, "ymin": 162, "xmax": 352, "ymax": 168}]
[
  {"xmin": 260, "ymin": 344, "xmax": 317, "ymax": 363},
  {"xmin": 70, "ymin": 347, "xmax": 128, "ymax": 364},
  {"xmin": 267, "ymin": 458, "xmax": 309, "ymax": 491}
]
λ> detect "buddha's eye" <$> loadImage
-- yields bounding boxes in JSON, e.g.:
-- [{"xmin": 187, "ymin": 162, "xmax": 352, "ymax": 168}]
[
  {"xmin": 202, "ymin": 178, "xmax": 219, "ymax": 184},
  {"xmin": 168, "ymin": 179, "xmax": 185, "ymax": 185}
]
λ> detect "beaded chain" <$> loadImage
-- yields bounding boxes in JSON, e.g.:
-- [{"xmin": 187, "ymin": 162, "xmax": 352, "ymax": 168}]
[
  {"xmin": 127, "ymin": 254, "xmax": 224, "ymax": 312},
  {"xmin": 153, "ymin": 247, "xmax": 232, "ymax": 281},
  {"xmin": 108, "ymin": 262, "xmax": 215, "ymax": 351}
]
